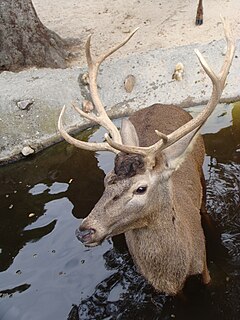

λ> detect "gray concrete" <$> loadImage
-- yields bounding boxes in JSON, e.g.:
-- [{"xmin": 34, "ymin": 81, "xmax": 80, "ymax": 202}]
[{"xmin": 0, "ymin": 39, "xmax": 240, "ymax": 165}]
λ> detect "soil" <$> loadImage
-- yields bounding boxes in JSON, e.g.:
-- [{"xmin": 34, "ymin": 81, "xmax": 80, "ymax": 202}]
[{"xmin": 32, "ymin": 0, "xmax": 240, "ymax": 67}]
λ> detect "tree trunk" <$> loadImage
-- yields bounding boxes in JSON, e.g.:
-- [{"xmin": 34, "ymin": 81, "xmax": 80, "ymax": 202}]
[{"xmin": 0, "ymin": 0, "xmax": 69, "ymax": 71}]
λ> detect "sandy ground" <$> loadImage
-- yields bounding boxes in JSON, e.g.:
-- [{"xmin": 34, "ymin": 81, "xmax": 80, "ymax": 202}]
[{"xmin": 32, "ymin": 0, "xmax": 240, "ymax": 66}]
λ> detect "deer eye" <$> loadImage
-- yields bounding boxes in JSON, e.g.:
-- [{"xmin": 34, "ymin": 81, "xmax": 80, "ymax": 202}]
[{"xmin": 135, "ymin": 186, "xmax": 147, "ymax": 195}]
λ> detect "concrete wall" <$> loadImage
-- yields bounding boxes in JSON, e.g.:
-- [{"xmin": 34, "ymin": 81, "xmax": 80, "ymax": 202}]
[{"xmin": 0, "ymin": 39, "xmax": 239, "ymax": 165}]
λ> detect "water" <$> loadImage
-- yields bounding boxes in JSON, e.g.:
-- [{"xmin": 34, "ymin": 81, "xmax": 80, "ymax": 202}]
[{"xmin": 0, "ymin": 103, "xmax": 239, "ymax": 320}]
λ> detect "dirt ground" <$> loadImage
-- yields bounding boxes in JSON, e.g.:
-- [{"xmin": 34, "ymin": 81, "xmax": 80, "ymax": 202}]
[{"xmin": 33, "ymin": 0, "xmax": 240, "ymax": 66}]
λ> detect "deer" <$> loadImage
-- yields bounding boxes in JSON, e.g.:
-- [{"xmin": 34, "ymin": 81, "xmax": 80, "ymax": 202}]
[
  {"xmin": 58, "ymin": 19, "xmax": 235, "ymax": 295},
  {"xmin": 196, "ymin": 0, "xmax": 203, "ymax": 25}
]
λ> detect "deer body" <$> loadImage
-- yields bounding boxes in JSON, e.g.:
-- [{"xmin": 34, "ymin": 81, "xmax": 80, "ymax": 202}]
[
  {"xmin": 79, "ymin": 104, "xmax": 206, "ymax": 294},
  {"xmin": 58, "ymin": 20, "xmax": 235, "ymax": 295}
]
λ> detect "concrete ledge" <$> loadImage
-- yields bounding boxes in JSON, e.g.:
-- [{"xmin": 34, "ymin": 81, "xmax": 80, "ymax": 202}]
[{"xmin": 0, "ymin": 38, "xmax": 240, "ymax": 165}]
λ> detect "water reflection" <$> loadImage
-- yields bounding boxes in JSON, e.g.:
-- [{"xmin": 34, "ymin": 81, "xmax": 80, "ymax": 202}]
[
  {"xmin": 0, "ymin": 127, "xmax": 105, "ymax": 272},
  {"xmin": 204, "ymin": 103, "xmax": 240, "ymax": 271},
  {"xmin": 204, "ymin": 101, "xmax": 240, "ymax": 163},
  {"xmin": 0, "ymin": 103, "xmax": 239, "ymax": 320}
]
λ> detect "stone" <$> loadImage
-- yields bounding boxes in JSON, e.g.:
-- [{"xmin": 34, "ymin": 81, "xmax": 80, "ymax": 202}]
[{"xmin": 21, "ymin": 146, "xmax": 34, "ymax": 156}]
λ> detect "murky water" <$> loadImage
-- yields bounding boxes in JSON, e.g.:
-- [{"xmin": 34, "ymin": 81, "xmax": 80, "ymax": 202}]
[{"xmin": 0, "ymin": 103, "xmax": 239, "ymax": 320}]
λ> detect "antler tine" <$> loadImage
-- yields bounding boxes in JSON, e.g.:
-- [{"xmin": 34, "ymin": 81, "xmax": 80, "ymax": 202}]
[
  {"xmin": 71, "ymin": 101, "xmax": 98, "ymax": 123},
  {"xmin": 58, "ymin": 105, "xmax": 118, "ymax": 153},
  {"xmin": 219, "ymin": 16, "xmax": 235, "ymax": 81},
  {"xmin": 96, "ymin": 28, "xmax": 139, "ymax": 67},
  {"xmin": 85, "ymin": 35, "xmax": 121, "ymax": 143},
  {"xmin": 85, "ymin": 28, "xmax": 139, "ymax": 70},
  {"xmin": 85, "ymin": 28, "xmax": 139, "ymax": 144}
]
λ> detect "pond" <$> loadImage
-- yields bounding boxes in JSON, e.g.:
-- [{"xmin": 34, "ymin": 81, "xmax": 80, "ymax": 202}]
[{"xmin": 0, "ymin": 103, "xmax": 239, "ymax": 320}]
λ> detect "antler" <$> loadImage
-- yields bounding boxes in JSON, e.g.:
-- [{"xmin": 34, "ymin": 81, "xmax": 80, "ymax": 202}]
[
  {"xmin": 58, "ymin": 19, "xmax": 235, "ymax": 164},
  {"xmin": 58, "ymin": 28, "xmax": 139, "ymax": 153},
  {"xmin": 105, "ymin": 17, "xmax": 235, "ymax": 163}
]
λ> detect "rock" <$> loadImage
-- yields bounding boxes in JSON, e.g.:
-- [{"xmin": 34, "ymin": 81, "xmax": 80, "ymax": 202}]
[
  {"xmin": 17, "ymin": 99, "xmax": 34, "ymax": 110},
  {"xmin": 172, "ymin": 62, "xmax": 184, "ymax": 81},
  {"xmin": 21, "ymin": 146, "xmax": 35, "ymax": 156},
  {"xmin": 82, "ymin": 100, "xmax": 94, "ymax": 113},
  {"xmin": 81, "ymin": 72, "xmax": 89, "ymax": 85},
  {"xmin": 124, "ymin": 74, "xmax": 136, "ymax": 93}
]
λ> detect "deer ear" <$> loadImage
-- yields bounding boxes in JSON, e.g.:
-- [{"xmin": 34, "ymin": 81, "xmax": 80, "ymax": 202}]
[
  {"xmin": 163, "ymin": 128, "xmax": 200, "ymax": 172},
  {"xmin": 120, "ymin": 118, "xmax": 140, "ymax": 147}
]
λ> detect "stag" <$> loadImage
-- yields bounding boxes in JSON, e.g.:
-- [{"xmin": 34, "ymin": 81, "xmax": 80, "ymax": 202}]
[{"xmin": 58, "ymin": 19, "xmax": 235, "ymax": 295}]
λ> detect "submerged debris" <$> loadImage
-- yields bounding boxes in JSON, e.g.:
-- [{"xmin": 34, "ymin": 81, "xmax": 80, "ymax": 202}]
[{"xmin": 28, "ymin": 213, "xmax": 35, "ymax": 218}]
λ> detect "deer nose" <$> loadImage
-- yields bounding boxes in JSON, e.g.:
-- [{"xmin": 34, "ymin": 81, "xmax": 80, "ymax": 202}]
[{"xmin": 75, "ymin": 225, "xmax": 96, "ymax": 243}]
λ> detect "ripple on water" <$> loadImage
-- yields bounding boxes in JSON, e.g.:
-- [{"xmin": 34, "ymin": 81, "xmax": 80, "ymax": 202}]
[{"xmin": 0, "ymin": 103, "xmax": 240, "ymax": 320}]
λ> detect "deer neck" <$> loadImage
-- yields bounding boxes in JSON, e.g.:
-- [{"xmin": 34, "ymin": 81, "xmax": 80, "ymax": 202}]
[{"xmin": 124, "ymin": 178, "xmax": 189, "ymax": 294}]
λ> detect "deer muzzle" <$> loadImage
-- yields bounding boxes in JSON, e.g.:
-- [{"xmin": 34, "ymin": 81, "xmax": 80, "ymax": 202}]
[{"xmin": 75, "ymin": 226, "xmax": 96, "ymax": 245}]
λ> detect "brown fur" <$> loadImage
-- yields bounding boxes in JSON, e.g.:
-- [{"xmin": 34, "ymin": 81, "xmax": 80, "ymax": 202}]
[
  {"xmin": 114, "ymin": 153, "xmax": 145, "ymax": 179},
  {"xmin": 127, "ymin": 104, "xmax": 207, "ymax": 293}
]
